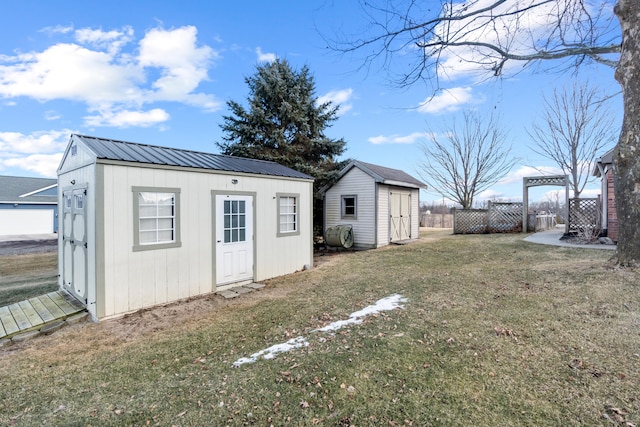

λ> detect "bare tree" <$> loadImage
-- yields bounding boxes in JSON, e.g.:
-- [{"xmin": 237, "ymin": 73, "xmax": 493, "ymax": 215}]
[
  {"xmin": 328, "ymin": 1, "xmax": 640, "ymax": 267},
  {"xmin": 328, "ymin": 1, "xmax": 620, "ymax": 88},
  {"xmin": 528, "ymin": 81, "xmax": 617, "ymax": 198},
  {"xmin": 417, "ymin": 112, "xmax": 515, "ymax": 209}
]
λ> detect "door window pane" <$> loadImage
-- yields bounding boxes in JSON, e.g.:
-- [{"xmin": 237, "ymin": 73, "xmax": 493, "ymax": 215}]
[{"xmin": 223, "ymin": 198, "xmax": 247, "ymax": 243}]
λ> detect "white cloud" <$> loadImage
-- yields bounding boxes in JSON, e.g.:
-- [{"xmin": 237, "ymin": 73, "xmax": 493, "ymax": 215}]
[
  {"xmin": 0, "ymin": 130, "xmax": 70, "ymax": 154},
  {"xmin": 84, "ymin": 108, "xmax": 170, "ymax": 128},
  {"xmin": 0, "ymin": 130, "xmax": 72, "ymax": 177},
  {"xmin": 3, "ymin": 153, "xmax": 63, "ymax": 177},
  {"xmin": 418, "ymin": 87, "xmax": 474, "ymax": 114},
  {"xmin": 317, "ymin": 88, "xmax": 354, "ymax": 115},
  {"xmin": 39, "ymin": 25, "xmax": 74, "ymax": 36},
  {"xmin": 476, "ymin": 189, "xmax": 507, "ymax": 202},
  {"xmin": 75, "ymin": 26, "xmax": 134, "ymax": 55},
  {"xmin": 0, "ymin": 25, "xmax": 221, "ymax": 129},
  {"xmin": 44, "ymin": 110, "xmax": 61, "ymax": 121},
  {"xmin": 368, "ymin": 132, "xmax": 429, "ymax": 145},
  {"xmin": 0, "ymin": 43, "xmax": 142, "ymax": 103},
  {"xmin": 255, "ymin": 47, "xmax": 276, "ymax": 63}
]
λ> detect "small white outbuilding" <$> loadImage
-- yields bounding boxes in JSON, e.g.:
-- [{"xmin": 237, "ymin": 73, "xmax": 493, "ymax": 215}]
[
  {"xmin": 57, "ymin": 134, "xmax": 314, "ymax": 321},
  {"xmin": 322, "ymin": 160, "xmax": 426, "ymax": 249}
]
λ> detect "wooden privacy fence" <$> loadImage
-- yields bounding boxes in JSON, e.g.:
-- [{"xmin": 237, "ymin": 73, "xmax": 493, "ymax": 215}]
[
  {"xmin": 420, "ymin": 213, "xmax": 453, "ymax": 228},
  {"xmin": 453, "ymin": 202, "xmax": 523, "ymax": 234}
]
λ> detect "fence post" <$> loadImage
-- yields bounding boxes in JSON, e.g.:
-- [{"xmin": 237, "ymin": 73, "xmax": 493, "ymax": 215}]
[
  {"xmin": 487, "ymin": 200, "xmax": 493, "ymax": 231},
  {"xmin": 452, "ymin": 207, "xmax": 457, "ymax": 234}
]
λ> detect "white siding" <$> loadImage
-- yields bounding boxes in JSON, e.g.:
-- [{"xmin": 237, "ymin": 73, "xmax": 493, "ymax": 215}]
[
  {"xmin": 324, "ymin": 168, "xmax": 377, "ymax": 248},
  {"xmin": 377, "ymin": 184, "xmax": 390, "ymax": 247},
  {"xmin": 98, "ymin": 163, "xmax": 313, "ymax": 320},
  {"xmin": 410, "ymin": 188, "xmax": 420, "ymax": 239}
]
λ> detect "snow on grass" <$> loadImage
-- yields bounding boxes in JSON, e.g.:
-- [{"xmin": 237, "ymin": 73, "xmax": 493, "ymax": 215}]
[
  {"xmin": 232, "ymin": 294, "xmax": 407, "ymax": 367},
  {"xmin": 312, "ymin": 293, "xmax": 407, "ymax": 333},
  {"xmin": 232, "ymin": 336, "xmax": 309, "ymax": 367}
]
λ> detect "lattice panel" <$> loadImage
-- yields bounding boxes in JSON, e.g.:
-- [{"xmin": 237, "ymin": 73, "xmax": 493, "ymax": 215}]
[
  {"xmin": 524, "ymin": 175, "xmax": 567, "ymax": 187},
  {"xmin": 453, "ymin": 209, "xmax": 488, "ymax": 234},
  {"xmin": 568, "ymin": 198, "xmax": 601, "ymax": 232},
  {"xmin": 488, "ymin": 202, "xmax": 523, "ymax": 232}
]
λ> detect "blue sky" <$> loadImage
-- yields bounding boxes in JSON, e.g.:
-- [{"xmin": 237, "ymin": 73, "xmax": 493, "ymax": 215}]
[{"xmin": 0, "ymin": 1, "xmax": 622, "ymax": 205}]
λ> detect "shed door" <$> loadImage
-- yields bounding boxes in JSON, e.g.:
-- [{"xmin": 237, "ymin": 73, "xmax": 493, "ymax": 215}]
[
  {"xmin": 62, "ymin": 187, "xmax": 88, "ymax": 303},
  {"xmin": 215, "ymin": 195, "xmax": 254, "ymax": 286},
  {"xmin": 390, "ymin": 191, "xmax": 411, "ymax": 242}
]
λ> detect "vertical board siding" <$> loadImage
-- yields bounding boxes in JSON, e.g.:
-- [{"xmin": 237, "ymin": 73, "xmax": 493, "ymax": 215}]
[
  {"xmin": 377, "ymin": 185, "xmax": 389, "ymax": 247},
  {"xmin": 411, "ymin": 188, "xmax": 420, "ymax": 239},
  {"xmin": 325, "ymin": 168, "xmax": 377, "ymax": 248},
  {"xmin": 98, "ymin": 164, "xmax": 313, "ymax": 320}
]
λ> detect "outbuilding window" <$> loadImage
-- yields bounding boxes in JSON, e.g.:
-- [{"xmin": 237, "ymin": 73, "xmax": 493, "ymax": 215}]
[
  {"xmin": 341, "ymin": 195, "xmax": 357, "ymax": 219},
  {"xmin": 132, "ymin": 187, "xmax": 181, "ymax": 251},
  {"xmin": 277, "ymin": 193, "xmax": 300, "ymax": 237}
]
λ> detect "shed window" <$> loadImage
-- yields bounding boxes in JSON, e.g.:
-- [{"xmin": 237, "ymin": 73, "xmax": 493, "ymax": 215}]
[
  {"xmin": 133, "ymin": 187, "xmax": 181, "ymax": 251},
  {"xmin": 277, "ymin": 194, "xmax": 300, "ymax": 237},
  {"xmin": 341, "ymin": 195, "xmax": 357, "ymax": 219}
]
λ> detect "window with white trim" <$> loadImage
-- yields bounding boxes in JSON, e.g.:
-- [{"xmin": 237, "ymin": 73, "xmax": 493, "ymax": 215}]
[
  {"xmin": 133, "ymin": 187, "xmax": 181, "ymax": 251},
  {"xmin": 341, "ymin": 195, "xmax": 357, "ymax": 219},
  {"xmin": 277, "ymin": 194, "xmax": 299, "ymax": 236}
]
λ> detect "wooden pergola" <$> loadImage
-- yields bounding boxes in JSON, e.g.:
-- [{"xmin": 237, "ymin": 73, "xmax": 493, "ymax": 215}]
[{"xmin": 522, "ymin": 175, "xmax": 569, "ymax": 234}]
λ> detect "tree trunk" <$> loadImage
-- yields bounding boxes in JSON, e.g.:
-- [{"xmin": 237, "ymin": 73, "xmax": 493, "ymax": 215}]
[{"xmin": 613, "ymin": 0, "xmax": 640, "ymax": 267}]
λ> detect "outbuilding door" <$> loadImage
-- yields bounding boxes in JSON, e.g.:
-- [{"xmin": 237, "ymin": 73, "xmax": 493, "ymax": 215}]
[
  {"xmin": 61, "ymin": 187, "xmax": 88, "ymax": 303},
  {"xmin": 389, "ymin": 190, "xmax": 411, "ymax": 242},
  {"xmin": 215, "ymin": 194, "xmax": 254, "ymax": 286}
]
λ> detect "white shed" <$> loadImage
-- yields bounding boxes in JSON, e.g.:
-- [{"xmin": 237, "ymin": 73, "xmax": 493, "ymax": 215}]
[
  {"xmin": 57, "ymin": 134, "xmax": 314, "ymax": 321},
  {"xmin": 322, "ymin": 161, "xmax": 426, "ymax": 249}
]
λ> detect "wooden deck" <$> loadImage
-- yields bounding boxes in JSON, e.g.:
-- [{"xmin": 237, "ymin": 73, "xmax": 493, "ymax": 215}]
[{"xmin": 0, "ymin": 291, "xmax": 86, "ymax": 341}]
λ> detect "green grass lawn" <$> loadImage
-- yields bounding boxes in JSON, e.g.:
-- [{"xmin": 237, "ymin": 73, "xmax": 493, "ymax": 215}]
[
  {"xmin": 0, "ymin": 231, "xmax": 638, "ymax": 426},
  {"xmin": 0, "ymin": 252, "xmax": 58, "ymax": 306}
]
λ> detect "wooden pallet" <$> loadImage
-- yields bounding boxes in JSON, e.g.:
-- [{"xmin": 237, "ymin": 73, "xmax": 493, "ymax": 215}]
[{"xmin": 0, "ymin": 291, "xmax": 85, "ymax": 340}]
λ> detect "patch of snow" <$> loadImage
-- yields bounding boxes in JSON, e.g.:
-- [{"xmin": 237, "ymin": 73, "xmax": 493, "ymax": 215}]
[
  {"xmin": 232, "ymin": 336, "xmax": 309, "ymax": 367},
  {"xmin": 232, "ymin": 294, "xmax": 407, "ymax": 367},
  {"xmin": 312, "ymin": 294, "xmax": 407, "ymax": 333}
]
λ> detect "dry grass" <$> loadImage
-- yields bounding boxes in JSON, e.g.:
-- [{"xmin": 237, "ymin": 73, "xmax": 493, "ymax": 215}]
[
  {"xmin": 0, "ymin": 252, "xmax": 58, "ymax": 306},
  {"xmin": 0, "ymin": 230, "xmax": 638, "ymax": 426}
]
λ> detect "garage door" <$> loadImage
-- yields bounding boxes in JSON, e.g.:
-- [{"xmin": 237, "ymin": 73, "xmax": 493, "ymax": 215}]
[{"xmin": 0, "ymin": 209, "xmax": 54, "ymax": 236}]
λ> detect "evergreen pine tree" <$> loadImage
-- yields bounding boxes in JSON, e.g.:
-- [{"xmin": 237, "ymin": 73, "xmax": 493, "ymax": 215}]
[{"xmin": 217, "ymin": 59, "xmax": 348, "ymax": 235}]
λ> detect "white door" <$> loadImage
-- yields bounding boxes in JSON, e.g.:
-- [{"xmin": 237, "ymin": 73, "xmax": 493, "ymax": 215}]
[
  {"xmin": 62, "ymin": 187, "xmax": 88, "ymax": 302},
  {"xmin": 215, "ymin": 195, "xmax": 254, "ymax": 286},
  {"xmin": 390, "ymin": 191, "xmax": 411, "ymax": 242}
]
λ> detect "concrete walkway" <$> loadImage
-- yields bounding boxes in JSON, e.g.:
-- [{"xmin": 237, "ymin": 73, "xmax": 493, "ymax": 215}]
[{"xmin": 523, "ymin": 226, "xmax": 616, "ymax": 250}]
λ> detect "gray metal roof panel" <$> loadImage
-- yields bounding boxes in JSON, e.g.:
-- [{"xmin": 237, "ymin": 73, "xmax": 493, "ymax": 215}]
[
  {"xmin": 0, "ymin": 175, "xmax": 58, "ymax": 204},
  {"xmin": 74, "ymin": 134, "xmax": 314, "ymax": 180},
  {"xmin": 352, "ymin": 160, "xmax": 427, "ymax": 188}
]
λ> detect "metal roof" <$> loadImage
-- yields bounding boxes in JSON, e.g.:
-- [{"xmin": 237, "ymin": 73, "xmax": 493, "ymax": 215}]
[
  {"xmin": 72, "ymin": 134, "xmax": 314, "ymax": 180},
  {"xmin": 352, "ymin": 160, "xmax": 427, "ymax": 189},
  {"xmin": 0, "ymin": 175, "xmax": 58, "ymax": 204}
]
